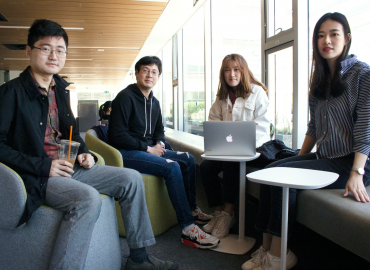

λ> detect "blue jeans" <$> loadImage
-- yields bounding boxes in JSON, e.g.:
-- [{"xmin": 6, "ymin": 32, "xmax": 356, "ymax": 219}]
[
  {"xmin": 119, "ymin": 147, "xmax": 196, "ymax": 228},
  {"xmin": 255, "ymin": 152, "xmax": 370, "ymax": 237}
]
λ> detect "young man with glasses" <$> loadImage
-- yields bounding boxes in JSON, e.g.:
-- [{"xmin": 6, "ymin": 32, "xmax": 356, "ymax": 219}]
[
  {"xmin": 0, "ymin": 19, "xmax": 178, "ymax": 270},
  {"xmin": 108, "ymin": 56, "xmax": 220, "ymax": 250}
]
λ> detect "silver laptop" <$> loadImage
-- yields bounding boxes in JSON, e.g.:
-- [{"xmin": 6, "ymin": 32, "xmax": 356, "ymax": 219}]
[{"xmin": 203, "ymin": 121, "xmax": 256, "ymax": 156}]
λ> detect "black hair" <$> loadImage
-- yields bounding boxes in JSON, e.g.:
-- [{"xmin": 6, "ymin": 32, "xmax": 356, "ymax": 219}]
[
  {"xmin": 134, "ymin": 56, "xmax": 162, "ymax": 75},
  {"xmin": 309, "ymin": 12, "xmax": 351, "ymax": 100},
  {"xmin": 28, "ymin": 19, "xmax": 69, "ymax": 48},
  {"xmin": 99, "ymin": 101, "xmax": 112, "ymax": 121}
]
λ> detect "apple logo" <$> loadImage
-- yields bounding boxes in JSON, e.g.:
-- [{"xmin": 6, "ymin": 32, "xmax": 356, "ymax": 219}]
[{"xmin": 226, "ymin": 134, "xmax": 233, "ymax": 142}]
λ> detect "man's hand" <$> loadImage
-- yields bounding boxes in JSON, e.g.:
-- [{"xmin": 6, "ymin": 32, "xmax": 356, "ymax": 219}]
[
  {"xmin": 344, "ymin": 172, "xmax": 370, "ymax": 203},
  {"xmin": 49, "ymin": 159, "xmax": 74, "ymax": 177},
  {"xmin": 147, "ymin": 143, "xmax": 166, "ymax": 157},
  {"xmin": 77, "ymin": 153, "xmax": 95, "ymax": 169}
]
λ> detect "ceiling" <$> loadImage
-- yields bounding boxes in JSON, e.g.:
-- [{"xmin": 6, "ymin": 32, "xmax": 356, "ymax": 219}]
[{"xmin": 0, "ymin": 0, "xmax": 169, "ymax": 94}]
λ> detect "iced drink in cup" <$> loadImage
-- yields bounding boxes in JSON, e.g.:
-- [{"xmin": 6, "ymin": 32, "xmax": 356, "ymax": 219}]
[{"xmin": 59, "ymin": 139, "xmax": 80, "ymax": 166}]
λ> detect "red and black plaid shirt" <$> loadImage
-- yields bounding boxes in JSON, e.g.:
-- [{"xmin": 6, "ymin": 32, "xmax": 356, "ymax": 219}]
[{"xmin": 30, "ymin": 71, "xmax": 62, "ymax": 160}]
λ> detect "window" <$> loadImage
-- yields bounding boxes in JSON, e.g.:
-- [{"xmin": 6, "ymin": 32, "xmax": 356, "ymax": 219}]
[
  {"xmin": 266, "ymin": 44, "xmax": 293, "ymax": 148},
  {"xmin": 182, "ymin": 7, "xmax": 205, "ymax": 135},
  {"xmin": 162, "ymin": 41, "xmax": 173, "ymax": 128},
  {"xmin": 267, "ymin": 0, "xmax": 293, "ymax": 38},
  {"xmin": 152, "ymin": 51, "xmax": 162, "ymax": 103},
  {"xmin": 211, "ymin": 0, "xmax": 262, "ymax": 103}
]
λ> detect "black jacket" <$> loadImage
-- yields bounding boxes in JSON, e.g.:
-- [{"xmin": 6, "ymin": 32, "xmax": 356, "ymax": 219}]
[
  {"xmin": 108, "ymin": 84, "xmax": 165, "ymax": 151},
  {"xmin": 0, "ymin": 67, "xmax": 93, "ymax": 226}
]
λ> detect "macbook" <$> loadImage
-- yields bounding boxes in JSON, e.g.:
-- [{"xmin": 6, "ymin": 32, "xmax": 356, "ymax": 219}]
[{"xmin": 203, "ymin": 121, "xmax": 256, "ymax": 156}]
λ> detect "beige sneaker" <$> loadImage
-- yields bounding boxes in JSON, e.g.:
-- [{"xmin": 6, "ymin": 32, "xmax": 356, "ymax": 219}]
[
  {"xmin": 202, "ymin": 211, "xmax": 221, "ymax": 233},
  {"xmin": 241, "ymin": 245, "xmax": 267, "ymax": 270},
  {"xmin": 254, "ymin": 250, "xmax": 297, "ymax": 270},
  {"xmin": 211, "ymin": 211, "xmax": 235, "ymax": 239},
  {"xmin": 192, "ymin": 207, "xmax": 213, "ymax": 225}
]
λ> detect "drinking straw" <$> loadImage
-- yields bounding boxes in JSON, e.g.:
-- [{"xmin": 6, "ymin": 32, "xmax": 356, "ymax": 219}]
[{"xmin": 68, "ymin": 126, "xmax": 72, "ymax": 158}]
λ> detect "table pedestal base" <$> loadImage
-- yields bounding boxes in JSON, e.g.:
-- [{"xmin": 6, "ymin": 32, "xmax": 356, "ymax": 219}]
[{"xmin": 211, "ymin": 234, "xmax": 256, "ymax": 255}]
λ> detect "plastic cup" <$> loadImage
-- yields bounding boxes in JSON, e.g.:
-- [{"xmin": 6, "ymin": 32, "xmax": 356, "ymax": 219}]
[{"xmin": 59, "ymin": 140, "xmax": 80, "ymax": 166}]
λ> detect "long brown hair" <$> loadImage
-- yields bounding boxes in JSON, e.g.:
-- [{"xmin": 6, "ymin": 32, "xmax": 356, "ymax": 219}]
[
  {"xmin": 216, "ymin": 54, "xmax": 267, "ymax": 100},
  {"xmin": 309, "ymin": 12, "xmax": 351, "ymax": 100}
]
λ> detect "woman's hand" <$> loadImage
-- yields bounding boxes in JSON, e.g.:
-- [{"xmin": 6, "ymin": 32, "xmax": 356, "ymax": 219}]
[{"xmin": 344, "ymin": 171, "xmax": 370, "ymax": 203}]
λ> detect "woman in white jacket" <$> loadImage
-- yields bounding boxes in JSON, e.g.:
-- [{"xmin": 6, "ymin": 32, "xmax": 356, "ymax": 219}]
[{"xmin": 200, "ymin": 54, "xmax": 270, "ymax": 239}]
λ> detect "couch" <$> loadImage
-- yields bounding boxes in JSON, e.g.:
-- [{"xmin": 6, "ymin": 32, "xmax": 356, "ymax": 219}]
[{"xmin": 0, "ymin": 151, "xmax": 121, "ymax": 270}]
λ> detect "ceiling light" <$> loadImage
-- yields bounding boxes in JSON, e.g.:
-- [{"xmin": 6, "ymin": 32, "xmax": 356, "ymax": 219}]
[
  {"xmin": 69, "ymin": 47, "xmax": 140, "ymax": 49},
  {"xmin": 59, "ymin": 73, "xmax": 97, "ymax": 76},
  {"xmin": 130, "ymin": 0, "xmax": 168, "ymax": 2},
  {"xmin": 4, "ymin": 58, "xmax": 92, "ymax": 61},
  {"xmin": 62, "ymin": 67, "xmax": 130, "ymax": 69},
  {"xmin": 0, "ymin": 26, "xmax": 84, "ymax": 30}
]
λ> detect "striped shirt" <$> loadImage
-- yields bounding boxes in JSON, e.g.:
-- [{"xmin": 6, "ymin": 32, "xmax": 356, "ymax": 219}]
[{"xmin": 306, "ymin": 55, "xmax": 370, "ymax": 159}]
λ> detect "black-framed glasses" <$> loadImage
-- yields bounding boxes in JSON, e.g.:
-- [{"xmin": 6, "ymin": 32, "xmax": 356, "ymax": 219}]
[{"xmin": 32, "ymin": 46, "xmax": 68, "ymax": 58}]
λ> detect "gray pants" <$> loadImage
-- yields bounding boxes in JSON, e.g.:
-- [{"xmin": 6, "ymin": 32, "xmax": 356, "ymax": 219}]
[{"xmin": 45, "ymin": 164, "xmax": 156, "ymax": 270}]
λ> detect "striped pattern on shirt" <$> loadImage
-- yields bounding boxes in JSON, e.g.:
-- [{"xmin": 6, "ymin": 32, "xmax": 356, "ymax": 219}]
[{"xmin": 306, "ymin": 55, "xmax": 370, "ymax": 159}]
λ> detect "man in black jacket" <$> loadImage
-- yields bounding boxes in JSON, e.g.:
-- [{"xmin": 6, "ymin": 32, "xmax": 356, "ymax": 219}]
[
  {"xmin": 0, "ymin": 19, "xmax": 177, "ymax": 270},
  {"xmin": 108, "ymin": 56, "xmax": 220, "ymax": 250}
]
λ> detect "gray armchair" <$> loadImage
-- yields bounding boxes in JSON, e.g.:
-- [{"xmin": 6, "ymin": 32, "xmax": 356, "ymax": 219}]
[{"xmin": 0, "ymin": 151, "xmax": 121, "ymax": 270}]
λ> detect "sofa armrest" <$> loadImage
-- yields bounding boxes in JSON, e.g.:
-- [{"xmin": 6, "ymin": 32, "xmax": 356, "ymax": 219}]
[
  {"xmin": 85, "ymin": 129, "xmax": 123, "ymax": 167},
  {"xmin": 0, "ymin": 162, "xmax": 26, "ymax": 229},
  {"xmin": 89, "ymin": 150, "xmax": 105, "ymax": 166}
]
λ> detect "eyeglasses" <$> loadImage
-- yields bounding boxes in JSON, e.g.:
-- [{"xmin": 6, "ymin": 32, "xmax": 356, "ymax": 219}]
[
  {"xmin": 141, "ymin": 68, "xmax": 159, "ymax": 76},
  {"xmin": 32, "ymin": 46, "xmax": 68, "ymax": 58}
]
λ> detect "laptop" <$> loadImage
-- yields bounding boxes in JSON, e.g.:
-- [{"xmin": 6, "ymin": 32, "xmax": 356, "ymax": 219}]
[{"xmin": 203, "ymin": 121, "xmax": 256, "ymax": 156}]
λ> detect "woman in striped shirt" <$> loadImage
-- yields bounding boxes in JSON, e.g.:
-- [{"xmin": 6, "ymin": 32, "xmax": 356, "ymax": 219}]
[{"xmin": 242, "ymin": 12, "xmax": 370, "ymax": 270}]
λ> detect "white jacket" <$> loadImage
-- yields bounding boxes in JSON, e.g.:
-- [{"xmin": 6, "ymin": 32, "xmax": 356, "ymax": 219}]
[{"xmin": 208, "ymin": 84, "xmax": 271, "ymax": 147}]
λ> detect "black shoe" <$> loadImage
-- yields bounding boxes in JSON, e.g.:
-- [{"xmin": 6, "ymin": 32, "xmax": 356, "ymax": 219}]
[{"xmin": 125, "ymin": 254, "xmax": 179, "ymax": 270}]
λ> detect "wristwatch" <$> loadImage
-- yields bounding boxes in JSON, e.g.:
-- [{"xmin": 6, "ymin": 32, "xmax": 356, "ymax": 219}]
[
  {"xmin": 352, "ymin": 167, "xmax": 365, "ymax": 175},
  {"xmin": 159, "ymin": 141, "xmax": 165, "ymax": 147}
]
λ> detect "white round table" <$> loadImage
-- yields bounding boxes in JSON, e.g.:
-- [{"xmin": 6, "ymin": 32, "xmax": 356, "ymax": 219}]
[
  {"xmin": 247, "ymin": 167, "xmax": 338, "ymax": 269},
  {"xmin": 201, "ymin": 153, "xmax": 260, "ymax": 255}
]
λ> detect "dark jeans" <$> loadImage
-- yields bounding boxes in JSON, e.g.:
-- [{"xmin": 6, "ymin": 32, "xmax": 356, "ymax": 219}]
[
  {"xmin": 119, "ymin": 147, "xmax": 196, "ymax": 228},
  {"xmin": 255, "ymin": 152, "xmax": 370, "ymax": 237},
  {"xmin": 200, "ymin": 160, "xmax": 240, "ymax": 207}
]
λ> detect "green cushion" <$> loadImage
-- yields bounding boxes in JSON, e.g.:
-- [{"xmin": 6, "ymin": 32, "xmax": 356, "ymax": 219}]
[
  {"xmin": 85, "ymin": 129, "xmax": 178, "ymax": 237},
  {"xmin": 115, "ymin": 174, "xmax": 178, "ymax": 237},
  {"xmin": 85, "ymin": 130, "xmax": 123, "ymax": 167}
]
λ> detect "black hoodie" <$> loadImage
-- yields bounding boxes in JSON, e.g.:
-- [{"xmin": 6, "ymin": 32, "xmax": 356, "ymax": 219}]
[{"xmin": 108, "ymin": 83, "xmax": 165, "ymax": 151}]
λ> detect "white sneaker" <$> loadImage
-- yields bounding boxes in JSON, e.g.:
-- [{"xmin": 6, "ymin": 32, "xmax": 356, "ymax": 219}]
[
  {"xmin": 202, "ymin": 211, "xmax": 222, "ymax": 233},
  {"xmin": 254, "ymin": 250, "xmax": 297, "ymax": 270},
  {"xmin": 181, "ymin": 224, "xmax": 220, "ymax": 249},
  {"xmin": 192, "ymin": 207, "xmax": 213, "ymax": 225},
  {"xmin": 211, "ymin": 211, "xmax": 235, "ymax": 239},
  {"xmin": 241, "ymin": 245, "xmax": 267, "ymax": 270}
]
